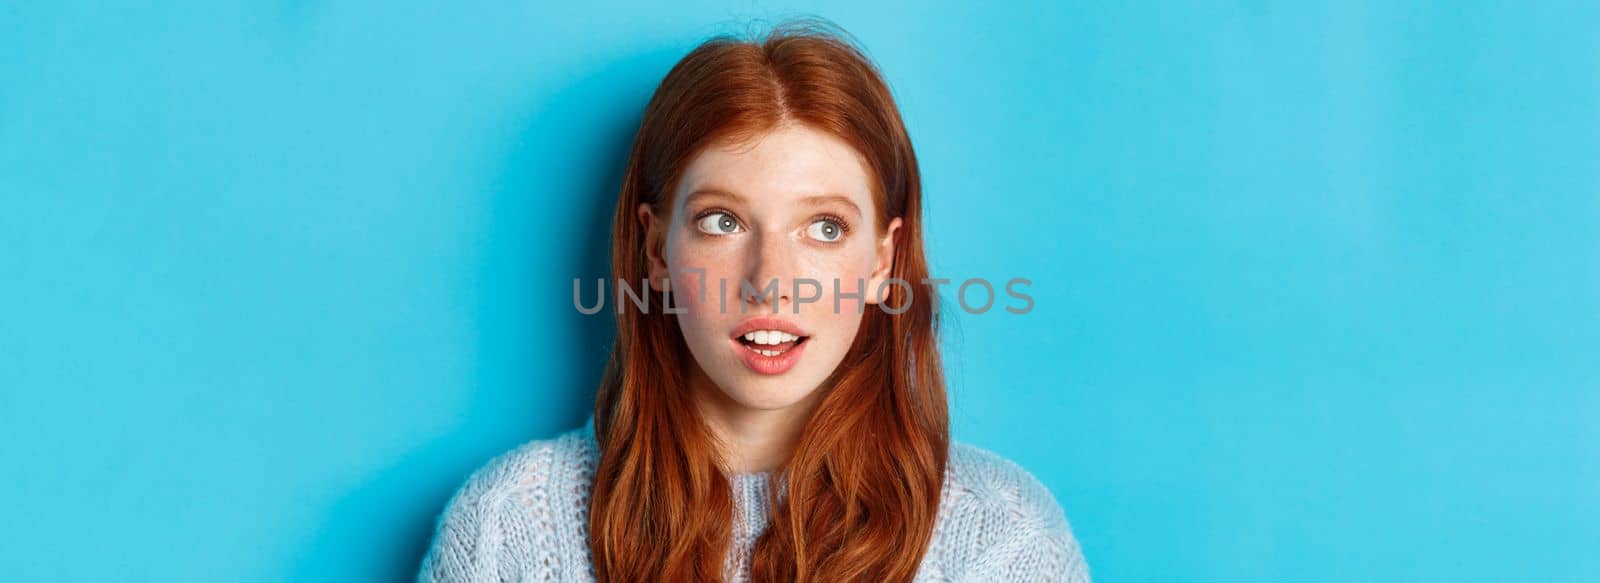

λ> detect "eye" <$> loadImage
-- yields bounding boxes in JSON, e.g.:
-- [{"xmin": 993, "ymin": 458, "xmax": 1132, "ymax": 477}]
[
  {"xmin": 695, "ymin": 211, "xmax": 743, "ymax": 235},
  {"xmin": 806, "ymin": 217, "xmax": 848, "ymax": 242}
]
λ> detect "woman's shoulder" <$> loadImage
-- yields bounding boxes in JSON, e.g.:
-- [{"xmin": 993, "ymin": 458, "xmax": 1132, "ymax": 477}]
[
  {"xmin": 452, "ymin": 422, "xmax": 598, "ymax": 501},
  {"xmin": 416, "ymin": 422, "xmax": 599, "ymax": 582},
  {"xmin": 937, "ymin": 440, "xmax": 1092, "ymax": 581},
  {"xmin": 944, "ymin": 440, "xmax": 1070, "ymax": 524}
]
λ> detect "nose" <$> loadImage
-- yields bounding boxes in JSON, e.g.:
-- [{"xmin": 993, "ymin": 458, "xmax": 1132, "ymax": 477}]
[{"xmin": 740, "ymin": 231, "xmax": 794, "ymax": 310}]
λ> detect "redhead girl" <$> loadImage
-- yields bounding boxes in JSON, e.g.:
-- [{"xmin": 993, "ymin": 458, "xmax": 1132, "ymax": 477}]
[{"xmin": 420, "ymin": 20, "xmax": 1089, "ymax": 583}]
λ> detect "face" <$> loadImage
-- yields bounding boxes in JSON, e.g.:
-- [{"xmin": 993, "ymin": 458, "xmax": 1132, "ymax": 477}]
[{"xmin": 638, "ymin": 124, "xmax": 902, "ymax": 414}]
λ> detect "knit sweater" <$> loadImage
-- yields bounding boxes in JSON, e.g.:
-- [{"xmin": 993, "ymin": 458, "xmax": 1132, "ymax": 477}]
[{"xmin": 417, "ymin": 416, "xmax": 1090, "ymax": 582}]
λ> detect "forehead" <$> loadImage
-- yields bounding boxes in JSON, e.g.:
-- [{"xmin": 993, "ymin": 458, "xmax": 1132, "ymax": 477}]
[{"xmin": 674, "ymin": 124, "xmax": 876, "ymax": 212}]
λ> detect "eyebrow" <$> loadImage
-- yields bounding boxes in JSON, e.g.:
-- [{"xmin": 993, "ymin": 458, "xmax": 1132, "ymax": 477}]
[{"xmin": 684, "ymin": 188, "xmax": 863, "ymax": 218}]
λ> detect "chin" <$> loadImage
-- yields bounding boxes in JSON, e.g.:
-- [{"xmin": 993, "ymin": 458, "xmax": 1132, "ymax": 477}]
[{"xmin": 716, "ymin": 378, "xmax": 820, "ymax": 411}]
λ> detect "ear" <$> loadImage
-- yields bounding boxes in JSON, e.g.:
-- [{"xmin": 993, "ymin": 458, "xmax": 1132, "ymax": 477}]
[
  {"xmin": 637, "ymin": 202, "xmax": 670, "ymax": 291},
  {"xmin": 865, "ymin": 217, "xmax": 903, "ymax": 305}
]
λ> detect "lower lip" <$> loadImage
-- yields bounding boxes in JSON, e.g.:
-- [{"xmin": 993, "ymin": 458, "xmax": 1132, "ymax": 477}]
[{"xmin": 731, "ymin": 337, "xmax": 808, "ymax": 375}]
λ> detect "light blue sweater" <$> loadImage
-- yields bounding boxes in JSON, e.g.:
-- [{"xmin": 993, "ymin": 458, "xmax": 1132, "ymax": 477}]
[{"xmin": 418, "ymin": 416, "xmax": 1090, "ymax": 582}]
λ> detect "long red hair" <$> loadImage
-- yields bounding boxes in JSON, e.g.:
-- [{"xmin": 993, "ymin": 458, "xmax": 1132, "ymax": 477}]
[{"xmin": 589, "ymin": 20, "xmax": 949, "ymax": 582}]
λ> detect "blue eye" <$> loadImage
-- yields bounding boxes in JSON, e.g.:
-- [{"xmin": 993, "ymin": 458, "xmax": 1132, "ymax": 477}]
[
  {"xmin": 806, "ymin": 218, "xmax": 846, "ymax": 242},
  {"xmin": 696, "ymin": 211, "xmax": 742, "ymax": 235}
]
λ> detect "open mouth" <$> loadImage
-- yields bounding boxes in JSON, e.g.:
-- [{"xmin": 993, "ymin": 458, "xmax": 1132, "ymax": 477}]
[
  {"xmin": 728, "ymin": 317, "xmax": 812, "ymax": 375},
  {"xmin": 735, "ymin": 330, "xmax": 810, "ymax": 357}
]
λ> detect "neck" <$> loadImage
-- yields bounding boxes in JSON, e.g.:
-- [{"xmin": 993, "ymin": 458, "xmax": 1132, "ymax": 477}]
[{"xmin": 688, "ymin": 366, "xmax": 820, "ymax": 474}]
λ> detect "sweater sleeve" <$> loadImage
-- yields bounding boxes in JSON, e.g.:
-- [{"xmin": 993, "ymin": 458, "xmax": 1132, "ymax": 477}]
[
  {"xmin": 964, "ymin": 452, "xmax": 1092, "ymax": 582},
  {"xmin": 416, "ymin": 453, "xmax": 516, "ymax": 583},
  {"xmin": 987, "ymin": 522, "xmax": 1091, "ymax": 582}
]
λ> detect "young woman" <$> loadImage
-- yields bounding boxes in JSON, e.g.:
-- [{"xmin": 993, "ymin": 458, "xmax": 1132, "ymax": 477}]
[{"xmin": 419, "ymin": 21, "xmax": 1089, "ymax": 583}]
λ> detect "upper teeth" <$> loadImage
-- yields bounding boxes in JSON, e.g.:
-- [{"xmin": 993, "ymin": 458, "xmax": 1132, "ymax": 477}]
[{"xmin": 743, "ymin": 330, "xmax": 799, "ymax": 345}]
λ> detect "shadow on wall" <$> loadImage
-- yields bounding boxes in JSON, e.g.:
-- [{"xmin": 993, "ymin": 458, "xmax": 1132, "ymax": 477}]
[{"xmin": 285, "ymin": 45, "xmax": 681, "ymax": 582}]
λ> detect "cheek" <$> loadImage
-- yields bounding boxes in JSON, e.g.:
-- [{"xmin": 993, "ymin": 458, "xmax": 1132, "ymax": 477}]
[
  {"xmin": 811, "ymin": 299, "xmax": 867, "ymax": 346},
  {"xmin": 664, "ymin": 243, "xmax": 738, "ymax": 319},
  {"xmin": 802, "ymin": 249, "xmax": 880, "ymax": 314},
  {"xmin": 668, "ymin": 267, "xmax": 706, "ymax": 309},
  {"xmin": 823, "ymin": 277, "xmax": 867, "ymax": 314}
]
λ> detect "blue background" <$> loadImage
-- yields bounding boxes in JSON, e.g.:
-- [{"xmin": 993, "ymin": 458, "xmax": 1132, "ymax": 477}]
[{"xmin": 3, "ymin": 1, "xmax": 1596, "ymax": 581}]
